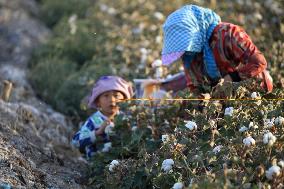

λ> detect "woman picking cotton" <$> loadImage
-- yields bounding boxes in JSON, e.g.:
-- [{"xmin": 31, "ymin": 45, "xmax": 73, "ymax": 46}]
[{"xmin": 159, "ymin": 5, "xmax": 273, "ymax": 97}]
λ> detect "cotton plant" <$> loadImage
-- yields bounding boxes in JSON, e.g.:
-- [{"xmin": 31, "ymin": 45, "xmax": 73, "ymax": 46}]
[
  {"xmin": 263, "ymin": 132, "xmax": 277, "ymax": 147},
  {"xmin": 109, "ymin": 160, "xmax": 119, "ymax": 172},
  {"xmin": 184, "ymin": 121, "xmax": 197, "ymax": 131},
  {"xmin": 172, "ymin": 182, "xmax": 183, "ymax": 189},
  {"xmin": 266, "ymin": 165, "xmax": 281, "ymax": 180},
  {"xmin": 224, "ymin": 107, "xmax": 234, "ymax": 116},
  {"xmin": 243, "ymin": 135, "xmax": 256, "ymax": 147},
  {"xmin": 161, "ymin": 159, "xmax": 174, "ymax": 173}
]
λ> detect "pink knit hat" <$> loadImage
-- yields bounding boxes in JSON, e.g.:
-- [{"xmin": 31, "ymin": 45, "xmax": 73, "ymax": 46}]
[{"xmin": 88, "ymin": 76, "xmax": 133, "ymax": 108}]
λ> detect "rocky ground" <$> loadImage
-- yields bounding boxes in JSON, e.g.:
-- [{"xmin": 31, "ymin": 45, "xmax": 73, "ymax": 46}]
[{"xmin": 0, "ymin": 0, "xmax": 88, "ymax": 188}]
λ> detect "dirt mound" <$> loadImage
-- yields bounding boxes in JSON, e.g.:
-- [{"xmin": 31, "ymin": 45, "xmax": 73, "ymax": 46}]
[
  {"xmin": 0, "ymin": 100, "xmax": 87, "ymax": 188},
  {"xmin": 0, "ymin": 0, "xmax": 88, "ymax": 188}
]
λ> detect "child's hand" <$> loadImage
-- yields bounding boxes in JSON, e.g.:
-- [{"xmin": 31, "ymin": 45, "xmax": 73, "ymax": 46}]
[{"xmin": 95, "ymin": 119, "xmax": 112, "ymax": 135}]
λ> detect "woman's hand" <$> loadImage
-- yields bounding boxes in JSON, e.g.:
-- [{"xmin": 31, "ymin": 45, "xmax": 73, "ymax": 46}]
[{"xmin": 212, "ymin": 78, "xmax": 233, "ymax": 99}]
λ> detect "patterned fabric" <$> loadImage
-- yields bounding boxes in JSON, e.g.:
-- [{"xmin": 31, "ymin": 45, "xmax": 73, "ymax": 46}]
[
  {"xmin": 161, "ymin": 51, "xmax": 184, "ymax": 66},
  {"xmin": 72, "ymin": 111, "xmax": 111, "ymax": 158},
  {"xmin": 182, "ymin": 22, "xmax": 273, "ymax": 93},
  {"xmin": 162, "ymin": 5, "xmax": 221, "ymax": 79}
]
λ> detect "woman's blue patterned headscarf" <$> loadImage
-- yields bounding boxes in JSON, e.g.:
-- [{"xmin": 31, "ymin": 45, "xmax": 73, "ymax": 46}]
[{"xmin": 162, "ymin": 5, "xmax": 221, "ymax": 79}]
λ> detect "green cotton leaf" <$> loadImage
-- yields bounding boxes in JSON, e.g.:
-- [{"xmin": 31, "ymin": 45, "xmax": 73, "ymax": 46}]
[
  {"xmin": 132, "ymin": 168, "xmax": 151, "ymax": 188},
  {"xmin": 145, "ymin": 139, "xmax": 161, "ymax": 153}
]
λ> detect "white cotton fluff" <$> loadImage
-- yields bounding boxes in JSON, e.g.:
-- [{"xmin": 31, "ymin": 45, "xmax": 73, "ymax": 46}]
[
  {"xmin": 102, "ymin": 142, "xmax": 112, "ymax": 152},
  {"xmin": 278, "ymin": 160, "xmax": 284, "ymax": 168},
  {"xmin": 140, "ymin": 48, "xmax": 148, "ymax": 55},
  {"xmin": 184, "ymin": 121, "xmax": 197, "ymax": 131},
  {"xmin": 263, "ymin": 132, "xmax": 277, "ymax": 147},
  {"xmin": 264, "ymin": 119, "xmax": 274, "ymax": 128},
  {"xmin": 266, "ymin": 165, "xmax": 281, "ymax": 180},
  {"xmin": 248, "ymin": 122, "xmax": 258, "ymax": 129},
  {"xmin": 105, "ymin": 123, "xmax": 115, "ymax": 135},
  {"xmin": 224, "ymin": 107, "xmax": 234, "ymax": 116},
  {"xmin": 131, "ymin": 126, "xmax": 138, "ymax": 131},
  {"xmin": 161, "ymin": 135, "xmax": 169, "ymax": 143},
  {"xmin": 213, "ymin": 145, "xmax": 223, "ymax": 154},
  {"xmin": 251, "ymin": 92, "xmax": 261, "ymax": 99},
  {"xmin": 109, "ymin": 160, "xmax": 119, "ymax": 172},
  {"xmin": 172, "ymin": 182, "xmax": 183, "ymax": 189},
  {"xmin": 243, "ymin": 136, "xmax": 256, "ymax": 147},
  {"xmin": 239, "ymin": 126, "xmax": 248, "ymax": 132},
  {"xmin": 274, "ymin": 116, "xmax": 284, "ymax": 126},
  {"xmin": 153, "ymin": 12, "xmax": 164, "ymax": 20},
  {"xmin": 152, "ymin": 59, "xmax": 163, "ymax": 67},
  {"xmin": 161, "ymin": 159, "xmax": 174, "ymax": 172}
]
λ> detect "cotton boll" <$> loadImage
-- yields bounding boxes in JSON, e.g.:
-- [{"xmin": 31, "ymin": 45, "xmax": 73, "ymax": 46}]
[
  {"xmin": 243, "ymin": 136, "xmax": 256, "ymax": 147},
  {"xmin": 140, "ymin": 48, "xmax": 148, "ymax": 55},
  {"xmin": 184, "ymin": 121, "xmax": 197, "ymax": 131},
  {"xmin": 161, "ymin": 159, "xmax": 174, "ymax": 172},
  {"xmin": 248, "ymin": 122, "xmax": 258, "ymax": 129},
  {"xmin": 251, "ymin": 92, "xmax": 261, "ymax": 99},
  {"xmin": 153, "ymin": 12, "xmax": 164, "ymax": 21},
  {"xmin": 172, "ymin": 182, "xmax": 183, "ymax": 189},
  {"xmin": 274, "ymin": 116, "xmax": 284, "ymax": 126},
  {"xmin": 161, "ymin": 134, "xmax": 169, "ymax": 143},
  {"xmin": 224, "ymin": 107, "xmax": 234, "ymax": 116},
  {"xmin": 239, "ymin": 126, "xmax": 248, "ymax": 132},
  {"xmin": 102, "ymin": 142, "xmax": 112, "ymax": 152},
  {"xmin": 278, "ymin": 160, "xmax": 284, "ymax": 168},
  {"xmin": 131, "ymin": 126, "xmax": 138, "ymax": 131},
  {"xmin": 152, "ymin": 59, "xmax": 162, "ymax": 67},
  {"xmin": 263, "ymin": 132, "xmax": 276, "ymax": 147},
  {"xmin": 266, "ymin": 165, "xmax": 281, "ymax": 180},
  {"xmin": 109, "ymin": 160, "xmax": 119, "ymax": 172},
  {"xmin": 213, "ymin": 145, "xmax": 222, "ymax": 154},
  {"xmin": 264, "ymin": 119, "xmax": 274, "ymax": 128}
]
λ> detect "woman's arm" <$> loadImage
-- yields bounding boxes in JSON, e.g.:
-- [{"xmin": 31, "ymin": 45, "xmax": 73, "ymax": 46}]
[
  {"xmin": 230, "ymin": 28, "xmax": 267, "ymax": 80},
  {"xmin": 160, "ymin": 72, "xmax": 187, "ymax": 93}
]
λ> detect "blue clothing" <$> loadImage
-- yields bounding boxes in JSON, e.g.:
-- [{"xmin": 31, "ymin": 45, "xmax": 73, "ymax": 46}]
[
  {"xmin": 162, "ymin": 5, "xmax": 221, "ymax": 79},
  {"xmin": 72, "ymin": 111, "xmax": 111, "ymax": 158}
]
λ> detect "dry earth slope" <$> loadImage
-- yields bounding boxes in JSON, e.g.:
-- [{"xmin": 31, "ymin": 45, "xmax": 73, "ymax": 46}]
[{"xmin": 0, "ymin": 0, "xmax": 88, "ymax": 188}]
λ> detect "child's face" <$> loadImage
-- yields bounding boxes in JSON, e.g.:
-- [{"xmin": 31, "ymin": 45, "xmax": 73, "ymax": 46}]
[{"xmin": 96, "ymin": 90, "xmax": 125, "ymax": 117}]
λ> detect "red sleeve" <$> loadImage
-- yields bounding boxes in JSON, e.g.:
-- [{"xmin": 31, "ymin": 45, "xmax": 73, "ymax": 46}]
[{"xmin": 230, "ymin": 28, "xmax": 267, "ymax": 79}]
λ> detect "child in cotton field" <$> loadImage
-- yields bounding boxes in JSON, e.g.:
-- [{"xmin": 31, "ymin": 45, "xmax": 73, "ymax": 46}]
[{"xmin": 72, "ymin": 76, "xmax": 133, "ymax": 158}]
